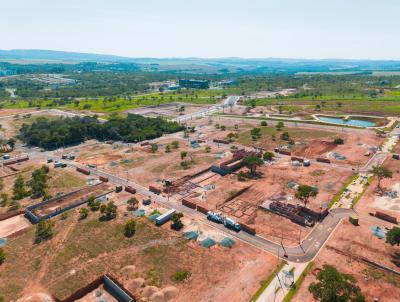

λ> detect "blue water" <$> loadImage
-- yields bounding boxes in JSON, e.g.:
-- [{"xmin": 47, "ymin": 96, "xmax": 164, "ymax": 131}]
[{"xmin": 318, "ymin": 116, "xmax": 375, "ymax": 127}]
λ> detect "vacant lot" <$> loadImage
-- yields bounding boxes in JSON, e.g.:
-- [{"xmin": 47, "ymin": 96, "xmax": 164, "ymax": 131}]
[
  {"xmin": 292, "ymin": 220, "xmax": 400, "ymax": 302},
  {"xmin": 0, "ymin": 208, "xmax": 278, "ymax": 302}
]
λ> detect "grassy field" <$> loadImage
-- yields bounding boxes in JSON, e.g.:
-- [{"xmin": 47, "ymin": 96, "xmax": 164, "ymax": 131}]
[
  {"xmin": 1, "ymin": 88, "xmax": 240, "ymax": 113},
  {"xmin": 248, "ymin": 97, "xmax": 400, "ymax": 115},
  {"xmin": 237, "ymin": 125, "xmax": 333, "ymax": 146}
]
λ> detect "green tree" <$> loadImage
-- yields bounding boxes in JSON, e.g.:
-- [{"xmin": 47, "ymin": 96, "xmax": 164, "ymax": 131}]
[
  {"xmin": 295, "ymin": 185, "xmax": 318, "ymax": 207},
  {"xmin": 205, "ymin": 146, "xmax": 211, "ymax": 153},
  {"xmin": 124, "ymin": 219, "xmax": 136, "ymax": 237},
  {"xmin": 0, "ymin": 248, "xmax": 5, "ymax": 265},
  {"xmin": 370, "ymin": 166, "xmax": 392, "ymax": 193},
  {"xmin": 171, "ymin": 212, "xmax": 184, "ymax": 231},
  {"xmin": 385, "ymin": 226, "xmax": 400, "ymax": 246},
  {"xmin": 12, "ymin": 175, "xmax": 28, "ymax": 200},
  {"xmin": 100, "ymin": 201, "xmax": 117, "ymax": 220},
  {"xmin": 127, "ymin": 197, "xmax": 139, "ymax": 210},
  {"xmin": 280, "ymin": 132, "xmax": 290, "ymax": 141},
  {"xmin": 87, "ymin": 195, "xmax": 100, "ymax": 211},
  {"xmin": 242, "ymin": 155, "xmax": 263, "ymax": 177},
  {"xmin": 250, "ymin": 128, "xmax": 262, "ymax": 140},
  {"xmin": 309, "ymin": 265, "xmax": 365, "ymax": 302},
  {"xmin": 79, "ymin": 207, "xmax": 89, "ymax": 220},
  {"xmin": 165, "ymin": 144, "xmax": 171, "ymax": 153},
  {"xmin": 7, "ymin": 138, "xmax": 16, "ymax": 149},
  {"xmin": 35, "ymin": 219, "xmax": 54, "ymax": 243},
  {"xmin": 276, "ymin": 121, "xmax": 284, "ymax": 131},
  {"xmin": 28, "ymin": 165, "xmax": 50, "ymax": 198},
  {"xmin": 261, "ymin": 121, "xmax": 268, "ymax": 126},
  {"xmin": 263, "ymin": 151, "xmax": 275, "ymax": 161}
]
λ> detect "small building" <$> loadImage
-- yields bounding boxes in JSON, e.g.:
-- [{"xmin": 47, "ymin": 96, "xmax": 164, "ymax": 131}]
[{"xmin": 179, "ymin": 79, "xmax": 209, "ymax": 89}]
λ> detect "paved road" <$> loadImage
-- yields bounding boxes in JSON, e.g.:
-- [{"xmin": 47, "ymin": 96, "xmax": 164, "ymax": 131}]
[{"xmin": 174, "ymin": 96, "xmax": 240, "ymax": 123}]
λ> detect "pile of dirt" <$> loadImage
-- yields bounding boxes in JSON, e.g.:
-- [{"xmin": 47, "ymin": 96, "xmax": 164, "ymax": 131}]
[{"xmin": 294, "ymin": 140, "xmax": 336, "ymax": 157}]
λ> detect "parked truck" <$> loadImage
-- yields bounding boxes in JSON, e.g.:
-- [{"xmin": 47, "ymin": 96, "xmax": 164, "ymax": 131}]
[
  {"xmin": 155, "ymin": 209, "xmax": 176, "ymax": 226},
  {"xmin": 207, "ymin": 211, "xmax": 224, "ymax": 224},
  {"xmin": 224, "ymin": 217, "xmax": 241, "ymax": 232}
]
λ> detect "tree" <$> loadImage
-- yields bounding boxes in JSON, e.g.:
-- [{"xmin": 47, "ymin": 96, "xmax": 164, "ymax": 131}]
[
  {"xmin": 0, "ymin": 248, "xmax": 5, "ymax": 265},
  {"xmin": 226, "ymin": 132, "xmax": 236, "ymax": 142},
  {"xmin": 35, "ymin": 219, "xmax": 54, "ymax": 243},
  {"xmin": 309, "ymin": 265, "xmax": 365, "ymax": 302},
  {"xmin": 280, "ymin": 132, "xmax": 290, "ymax": 141},
  {"xmin": 242, "ymin": 155, "xmax": 263, "ymax": 177},
  {"xmin": 124, "ymin": 219, "xmax": 136, "ymax": 237},
  {"xmin": 180, "ymin": 151, "xmax": 187, "ymax": 160},
  {"xmin": 12, "ymin": 175, "xmax": 28, "ymax": 200},
  {"xmin": 87, "ymin": 196, "xmax": 100, "ymax": 211},
  {"xmin": 150, "ymin": 144, "xmax": 158, "ymax": 153},
  {"xmin": 7, "ymin": 138, "xmax": 16, "ymax": 150},
  {"xmin": 165, "ymin": 144, "xmax": 171, "ymax": 153},
  {"xmin": 0, "ymin": 178, "xmax": 3, "ymax": 191},
  {"xmin": 28, "ymin": 165, "xmax": 50, "ymax": 198},
  {"xmin": 386, "ymin": 226, "xmax": 400, "ymax": 246},
  {"xmin": 295, "ymin": 185, "xmax": 318, "ymax": 207},
  {"xmin": 171, "ymin": 212, "xmax": 184, "ymax": 231},
  {"xmin": 261, "ymin": 121, "xmax": 268, "ymax": 126},
  {"xmin": 205, "ymin": 146, "xmax": 211, "ymax": 153},
  {"xmin": 100, "ymin": 201, "xmax": 117, "ymax": 220},
  {"xmin": 276, "ymin": 121, "xmax": 284, "ymax": 131},
  {"xmin": 370, "ymin": 166, "xmax": 392, "ymax": 193},
  {"xmin": 250, "ymin": 128, "xmax": 262, "ymax": 140},
  {"xmin": 79, "ymin": 207, "xmax": 89, "ymax": 220},
  {"xmin": 127, "ymin": 197, "xmax": 139, "ymax": 210},
  {"xmin": 263, "ymin": 151, "xmax": 275, "ymax": 161}
]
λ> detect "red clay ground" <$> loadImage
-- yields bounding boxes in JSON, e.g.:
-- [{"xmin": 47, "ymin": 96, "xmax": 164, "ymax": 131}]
[
  {"xmin": 1, "ymin": 204, "xmax": 278, "ymax": 302},
  {"xmin": 292, "ymin": 220, "xmax": 400, "ymax": 302}
]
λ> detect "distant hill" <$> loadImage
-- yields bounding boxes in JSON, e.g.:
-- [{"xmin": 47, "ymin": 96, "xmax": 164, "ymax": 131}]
[
  {"xmin": 0, "ymin": 49, "xmax": 135, "ymax": 63},
  {"xmin": 1, "ymin": 49, "xmax": 400, "ymax": 74}
]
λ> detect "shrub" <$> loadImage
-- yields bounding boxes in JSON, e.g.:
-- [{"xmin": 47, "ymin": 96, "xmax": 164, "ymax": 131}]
[
  {"xmin": 0, "ymin": 248, "xmax": 5, "ymax": 265},
  {"xmin": 124, "ymin": 219, "xmax": 136, "ymax": 237},
  {"xmin": 334, "ymin": 138, "xmax": 344, "ymax": 145},
  {"xmin": 79, "ymin": 207, "xmax": 89, "ymax": 220},
  {"xmin": 35, "ymin": 219, "xmax": 54, "ymax": 243},
  {"xmin": 261, "ymin": 121, "xmax": 268, "ymax": 126},
  {"xmin": 172, "ymin": 269, "xmax": 191, "ymax": 282}
]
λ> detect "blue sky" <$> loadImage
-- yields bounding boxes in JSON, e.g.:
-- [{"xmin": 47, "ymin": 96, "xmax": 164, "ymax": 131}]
[{"xmin": 1, "ymin": 0, "xmax": 399, "ymax": 59}]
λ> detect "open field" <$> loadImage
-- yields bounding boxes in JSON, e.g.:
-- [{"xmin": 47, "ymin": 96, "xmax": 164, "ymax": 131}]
[
  {"xmin": 0, "ymin": 206, "xmax": 278, "ymax": 302},
  {"xmin": 73, "ymin": 136, "xmax": 231, "ymax": 188},
  {"xmin": 291, "ymin": 220, "xmax": 400, "ymax": 302},
  {"xmin": 246, "ymin": 98, "xmax": 400, "ymax": 115}
]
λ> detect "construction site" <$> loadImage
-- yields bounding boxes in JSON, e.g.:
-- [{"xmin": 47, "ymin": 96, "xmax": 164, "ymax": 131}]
[{"xmin": 0, "ymin": 105, "xmax": 399, "ymax": 302}]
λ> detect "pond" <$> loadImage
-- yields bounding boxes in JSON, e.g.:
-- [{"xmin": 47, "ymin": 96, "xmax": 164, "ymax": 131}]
[{"xmin": 317, "ymin": 116, "xmax": 375, "ymax": 127}]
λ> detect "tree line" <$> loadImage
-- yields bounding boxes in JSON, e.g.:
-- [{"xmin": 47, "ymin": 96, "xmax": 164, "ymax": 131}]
[{"xmin": 19, "ymin": 114, "xmax": 185, "ymax": 149}]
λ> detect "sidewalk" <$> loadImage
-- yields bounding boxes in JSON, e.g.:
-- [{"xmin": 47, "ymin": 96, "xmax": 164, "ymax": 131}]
[{"xmin": 255, "ymin": 261, "xmax": 309, "ymax": 302}]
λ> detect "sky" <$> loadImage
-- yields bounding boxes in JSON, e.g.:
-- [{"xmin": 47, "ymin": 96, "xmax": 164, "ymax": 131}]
[{"xmin": 1, "ymin": 0, "xmax": 399, "ymax": 60}]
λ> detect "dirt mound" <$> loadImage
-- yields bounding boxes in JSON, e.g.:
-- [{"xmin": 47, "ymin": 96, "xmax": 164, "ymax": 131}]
[
  {"xmin": 142, "ymin": 286, "xmax": 159, "ymax": 298},
  {"xmin": 161, "ymin": 286, "xmax": 178, "ymax": 300},
  {"xmin": 127, "ymin": 277, "xmax": 145, "ymax": 292},
  {"xmin": 294, "ymin": 140, "xmax": 336, "ymax": 157},
  {"xmin": 120, "ymin": 265, "xmax": 136, "ymax": 278},
  {"xmin": 149, "ymin": 291, "xmax": 165, "ymax": 302}
]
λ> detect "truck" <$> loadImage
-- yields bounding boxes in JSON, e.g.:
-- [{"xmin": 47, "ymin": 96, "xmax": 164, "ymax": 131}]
[
  {"xmin": 155, "ymin": 209, "xmax": 176, "ymax": 226},
  {"xmin": 207, "ymin": 211, "xmax": 223, "ymax": 224},
  {"xmin": 224, "ymin": 217, "xmax": 241, "ymax": 232}
]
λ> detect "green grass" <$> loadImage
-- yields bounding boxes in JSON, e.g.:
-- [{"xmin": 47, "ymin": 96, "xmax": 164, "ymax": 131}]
[
  {"xmin": 48, "ymin": 170, "xmax": 87, "ymax": 192},
  {"xmin": 328, "ymin": 174, "xmax": 358, "ymax": 208},
  {"xmin": 250, "ymin": 261, "xmax": 287, "ymax": 302},
  {"xmin": 236, "ymin": 124, "xmax": 333, "ymax": 146},
  {"xmin": 282, "ymin": 262, "xmax": 314, "ymax": 302},
  {"xmin": 351, "ymin": 176, "xmax": 374, "ymax": 208}
]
